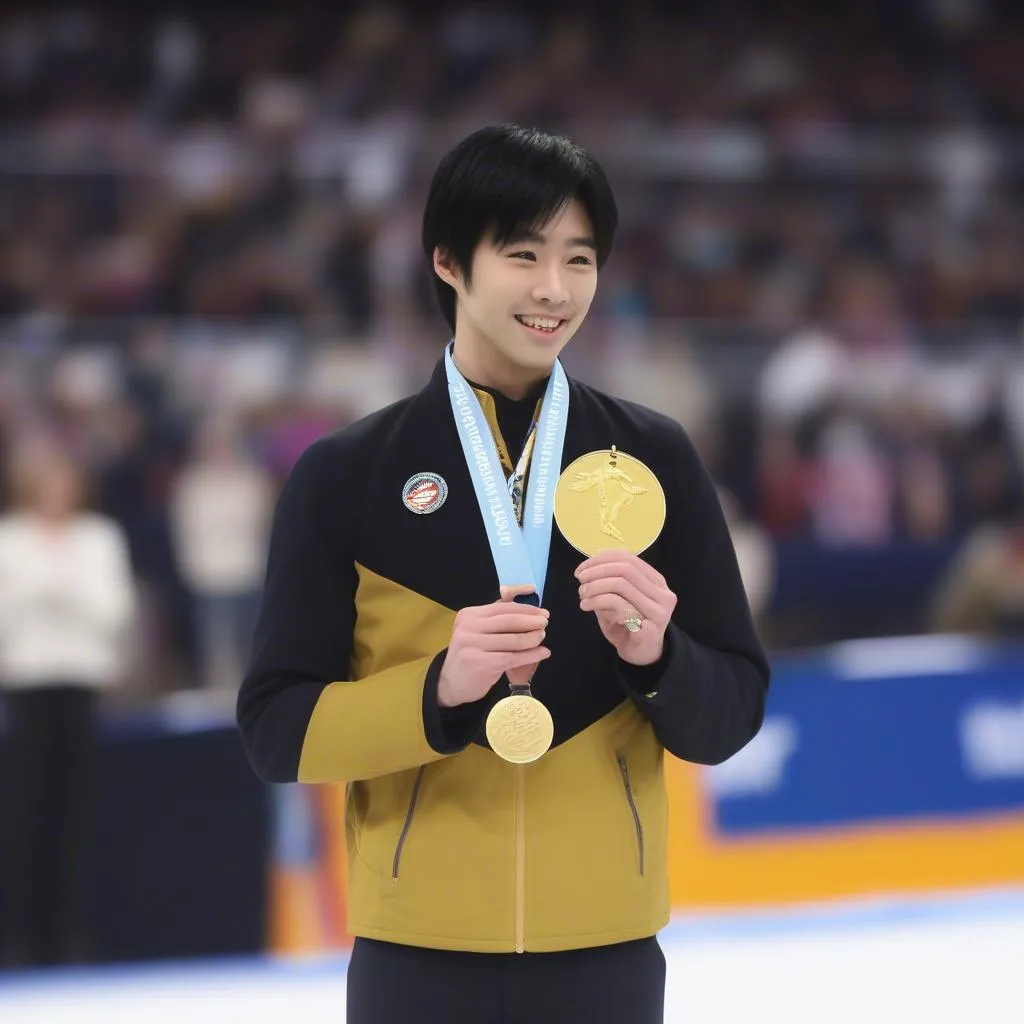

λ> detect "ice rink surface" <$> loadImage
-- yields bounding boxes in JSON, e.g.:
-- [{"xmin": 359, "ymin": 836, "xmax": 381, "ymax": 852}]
[{"xmin": 1, "ymin": 888, "xmax": 1021, "ymax": 1023}]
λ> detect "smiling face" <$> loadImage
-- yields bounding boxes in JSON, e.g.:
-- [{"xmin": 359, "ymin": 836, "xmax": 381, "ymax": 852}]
[{"xmin": 433, "ymin": 198, "xmax": 599, "ymax": 397}]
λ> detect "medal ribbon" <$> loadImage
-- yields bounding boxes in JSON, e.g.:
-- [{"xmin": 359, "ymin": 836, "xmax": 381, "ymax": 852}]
[{"xmin": 445, "ymin": 343, "xmax": 569, "ymax": 603}]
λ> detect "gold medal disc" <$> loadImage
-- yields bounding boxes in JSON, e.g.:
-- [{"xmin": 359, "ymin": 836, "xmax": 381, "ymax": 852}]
[
  {"xmin": 554, "ymin": 448, "xmax": 666, "ymax": 556},
  {"xmin": 485, "ymin": 694, "xmax": 554, "ymax": 764}
]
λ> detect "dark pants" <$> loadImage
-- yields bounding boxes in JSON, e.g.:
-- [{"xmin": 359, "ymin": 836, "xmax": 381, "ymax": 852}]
[
  {"xmin": 1, "ymin": 685, "xmax": 98, "ymax": 968},
  {"xmin": 347, "ymin": 935, "xmax": 666, "ymax": 1024}
]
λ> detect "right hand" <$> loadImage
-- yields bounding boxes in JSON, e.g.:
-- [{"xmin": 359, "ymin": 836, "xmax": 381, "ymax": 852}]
[{"xmin": 436, "ymin": 585, "xmax": 550, "ymax": 708}]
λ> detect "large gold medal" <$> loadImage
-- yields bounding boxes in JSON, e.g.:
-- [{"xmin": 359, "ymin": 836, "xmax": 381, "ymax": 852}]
[
  {"xmin": 554, "ymin": 446, "xmax": 666, "ymax": 555},
  {"xmin": 485, "ymin": 693, "xmax": 554, "ymax": 764}
]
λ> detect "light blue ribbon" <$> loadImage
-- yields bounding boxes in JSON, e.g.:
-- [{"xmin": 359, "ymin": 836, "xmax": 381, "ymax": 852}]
[{"xmin": 445, "ymin": 343, "xmax": 569, "ymax": 603}]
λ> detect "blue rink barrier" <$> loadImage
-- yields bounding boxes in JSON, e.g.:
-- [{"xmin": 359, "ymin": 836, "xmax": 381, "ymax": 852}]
[{"xmin": 706, "ymin": 635, "xmax": 1024, "ymax": 835}]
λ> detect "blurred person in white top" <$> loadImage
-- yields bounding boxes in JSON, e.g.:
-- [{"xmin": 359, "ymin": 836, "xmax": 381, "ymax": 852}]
[
  {"xmin": 0, "ymin": 438, "xmax": 135, "ymax": 969},
  {"xmin": 170, "ymin": 415, "xmax": 275, "ymax": 691}
]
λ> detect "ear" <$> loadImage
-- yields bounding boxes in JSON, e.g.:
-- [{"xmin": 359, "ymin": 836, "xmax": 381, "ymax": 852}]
[{"xmin": 432, "ymin": 246, "xmax": 462, "ymax": 289}]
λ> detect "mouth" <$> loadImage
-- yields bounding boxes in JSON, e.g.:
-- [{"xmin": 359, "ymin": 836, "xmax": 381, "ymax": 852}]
[{"xmin": 514, "ymin": 314, "xmax": 569, "ymax": 339}]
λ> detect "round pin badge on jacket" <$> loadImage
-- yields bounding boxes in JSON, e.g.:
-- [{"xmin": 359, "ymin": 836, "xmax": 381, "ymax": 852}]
[{"xmin": 403, "ymin": 472, "xmax": 448, "ymax": 515}]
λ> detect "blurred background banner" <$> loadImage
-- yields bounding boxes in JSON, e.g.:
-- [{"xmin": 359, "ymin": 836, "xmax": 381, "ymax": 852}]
[{"xmin": 0, "ymin": 0, "xmax": 1023, "ymax": 989}]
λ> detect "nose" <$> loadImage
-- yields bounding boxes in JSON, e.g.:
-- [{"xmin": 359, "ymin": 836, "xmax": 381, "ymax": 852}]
[{"xmin": 531, "ymin": 262, "xmax": 570, "ymax": 306}]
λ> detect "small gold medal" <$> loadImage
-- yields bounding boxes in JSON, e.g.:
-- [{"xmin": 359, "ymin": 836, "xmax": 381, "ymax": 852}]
[
  {"xmin": 554, "ymin": 447, "xmax": 666, "ymax": 555},
  {"xmin": 485, "ymin": 693, "xmax": 554, "ymax": 764}
]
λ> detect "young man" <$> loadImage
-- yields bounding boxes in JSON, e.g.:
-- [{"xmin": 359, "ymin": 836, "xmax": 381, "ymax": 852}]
[{"xmin": 237, "ymin": 125, "xmax": 771, "ymax": 1023}]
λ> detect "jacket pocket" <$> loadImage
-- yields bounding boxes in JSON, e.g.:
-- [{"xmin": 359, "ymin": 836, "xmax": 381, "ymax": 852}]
[
  {"xmin": 616, "ymin": 753, "xmax": 645, "ymax": 877},
  {"xmin": 392, "ymin": 766, "xmax": 425, "ymax": 879}
]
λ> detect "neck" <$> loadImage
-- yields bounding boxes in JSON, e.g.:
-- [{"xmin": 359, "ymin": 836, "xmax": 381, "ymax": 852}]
[
  {"xmin": 35, "ymin": 510, "xmax": 72, "ymax": 531},
  {"xmin": 451, "ymin": 337, "xmax": 551, "ymax": 401}
]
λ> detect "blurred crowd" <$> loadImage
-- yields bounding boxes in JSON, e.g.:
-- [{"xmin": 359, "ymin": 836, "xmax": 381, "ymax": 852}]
[{"xmin": 1, "ymin": 0, "xmax": 1023, "ymax": 698}]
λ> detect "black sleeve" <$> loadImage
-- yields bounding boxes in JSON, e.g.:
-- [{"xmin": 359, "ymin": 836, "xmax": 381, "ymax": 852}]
[
  {"xmin": 421, "ymin": 652, "xmax": 490, "ymax": 752},
  {"xmin": 236, "ymin": 436, "xmax": 474, "ymax": 785},
  {"xmin": 236, "ymin": 438, "xmax": 347, "ymax": 782},
  {"xmin": 615, "ymin": 420, "xmax": 771, "ymax": 765}
]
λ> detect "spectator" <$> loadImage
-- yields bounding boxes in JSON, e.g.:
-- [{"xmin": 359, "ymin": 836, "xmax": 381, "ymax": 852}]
[
  {"xmin": 0, "ymin": 436, "xmax": 135, "ymax": 968},
  {"xmin": 169, "ymin": 415, "xmax": 276, "ymax": 690},
  {"xmin": 0, "ymin": 2, "xmax": 1022, "ymax": 650},
  {"xmin": 930, "ymin": 516, "xmax": 1024, "ymax": 636}
]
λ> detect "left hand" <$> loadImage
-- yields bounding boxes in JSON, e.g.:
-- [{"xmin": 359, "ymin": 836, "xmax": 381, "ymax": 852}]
[{"xmin": 576, "ymin": 549, "xmax": 677, "ymax": 666}]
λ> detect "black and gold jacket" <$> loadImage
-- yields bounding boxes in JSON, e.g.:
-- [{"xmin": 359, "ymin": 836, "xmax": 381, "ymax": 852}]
[{"xmin": 237, "ymin": 355, "xmax": 770, "ymax": 954}]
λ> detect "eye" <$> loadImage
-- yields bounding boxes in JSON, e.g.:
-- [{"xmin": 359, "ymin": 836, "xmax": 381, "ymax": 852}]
[
  {"xmin": 509, "ymin": 251, "xmax": 537, "ymax": 261},
  {"xmin": 568, "ymin": 255, "xmax": 593, "ymax": 265}
]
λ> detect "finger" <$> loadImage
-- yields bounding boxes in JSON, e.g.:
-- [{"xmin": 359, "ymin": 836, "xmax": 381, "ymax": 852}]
[
  {"xmin": 578, "ymin": 576, "xmax": 665, "ymax": 622},
  {"xmin": 478, "ymin": 600, "xmax": 549, "ymax": 621},
  {"xmin": 579, "ymin": 564, "xmax": 670, "ymax": 611},
  {"xmin": 498, "ymin": 646, "xmax": 551, "ymax": 672},
  {"xmin": 578, "ymin": 550, "xmax": 664, "ymax": 586},
  {"xmin": 469, "ymin": 611, "xmax": 549, "ymax": 633},
  {"xmin": 580, "ymin": 594, "xmax": 636, "ymax": 623},
  {"xmin": 499, "ymin": 584, "xmax": 538, "ymax": 602},
  {"xmin": 576, "ymin": 555, "xmax": 666, "ymax": 590},
  {"xmin": 574, "ymin": 547, "xmax": 631, "ymax": 575},
  {"xmin": 593, "ymin": 608, "xmax": 630, "ymax": 633},
  {"xmin": 472, "ymin": 628, "xmax": 548, "ymax": 653},
  {"xmin": 577, "ymin": 561, "xmax": 659, "ymax": 595},
  {"xmin": 476, "ymin": 648, "xmax": 550, "ymax": 680}
]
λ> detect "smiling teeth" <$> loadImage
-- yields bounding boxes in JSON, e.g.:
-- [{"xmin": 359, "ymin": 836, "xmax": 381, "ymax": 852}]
[{"xmin": 519, "ymin": 316, "xmax": 562, "ymax": 330}]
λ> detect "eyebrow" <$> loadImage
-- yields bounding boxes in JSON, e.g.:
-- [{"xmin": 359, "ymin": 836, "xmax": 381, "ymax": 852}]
[{"xmin": 503, "ymin": 230, "xmax": 597, "ymax": 250}]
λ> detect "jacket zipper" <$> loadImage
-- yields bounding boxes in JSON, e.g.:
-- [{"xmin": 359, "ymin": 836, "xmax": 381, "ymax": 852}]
[
  {"xmin": 617, "ymin": 754, "xmax": 645, "ymax": 877},
  {"xmin": 392, "ymin": 766, "xmax": 425, "ymax": 879},
  {"xmin": 514, "ymin": 764, "xmax": 526, "ymax": 952}
]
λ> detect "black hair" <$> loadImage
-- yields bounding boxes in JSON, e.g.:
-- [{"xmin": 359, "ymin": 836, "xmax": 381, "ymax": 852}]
[{"xmin": 421, "ymin": 124, "xmax": 618, "ymax": 333}]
